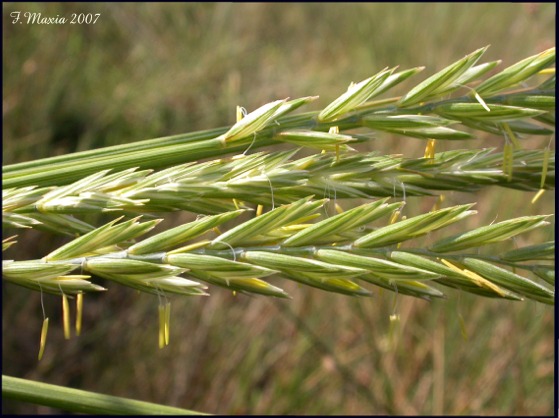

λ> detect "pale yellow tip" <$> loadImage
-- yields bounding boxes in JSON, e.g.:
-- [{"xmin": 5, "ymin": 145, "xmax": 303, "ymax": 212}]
[
  {"xmin": 62, "ymin": 294, "xmax": 71, "ymax": 340},
  {"xmin": 424, "ymin": 138, "xmax": 436, "ymax": 159},
  {"xmin": 164, "ymin": 302, "xmax": 171, "ymax": 346},
  {"xmin": 38, "ymin": 318, "xmax": 49, "ymax": 361},
  {"xmin": 531, "ymin": 189, "xmax": 545, "ymax": 204},
  {"xmin": 76, "ymin": 293, "xmax": 83, "ymax": 336},
  {"xmin": 158, "ymin": 304, "xmax": 165, "ymax": 349}
]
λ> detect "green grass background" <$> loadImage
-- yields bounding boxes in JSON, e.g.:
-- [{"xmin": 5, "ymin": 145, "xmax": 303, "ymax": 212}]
[{"xmin": 2, "ymin": 3, "xmax": 555, "ymax": 415}]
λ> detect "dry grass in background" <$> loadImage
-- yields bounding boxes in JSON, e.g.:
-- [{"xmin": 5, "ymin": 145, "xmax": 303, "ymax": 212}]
[{"xmin": 2, "ymin": 3, "xmax": 555, "ymax": 415}]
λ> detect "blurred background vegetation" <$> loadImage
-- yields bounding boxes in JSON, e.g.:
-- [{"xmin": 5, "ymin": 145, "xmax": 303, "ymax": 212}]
[{"xmin": 2, "ymin": 2, "xmax": 555, "ymax": 415}]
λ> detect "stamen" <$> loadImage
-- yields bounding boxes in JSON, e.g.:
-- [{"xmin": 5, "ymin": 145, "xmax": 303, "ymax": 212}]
[
  {"xmin": 424, "ymin": 138, "xmax": 436, "ymax": 159},
  {"xmin": 62, "ymin": 293, "xmax": 71, "ymax": 340},
  {"xmin": 158, "ymin": 303, "xmax": 165, "ymax": 349},
  {"xmin": 76, "ymin": 293, "xmax": 83, "ymax": 336},
  {"xmin": 38, "ymin": 318, "xmax": 49, "ymax": 361},
  {"xmin": 164, "ymin": 302, "xmax": 171, "ymax": 346}
]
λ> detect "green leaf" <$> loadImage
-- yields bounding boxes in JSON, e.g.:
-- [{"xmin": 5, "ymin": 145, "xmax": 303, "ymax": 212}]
[
  {"xmin": 388, "ymin": 251, "xmax": 522, "ymax": 300},
  {"xmin": 34, "ymin": 170, "xmax": 112, "ymax": 208},
  {"xmin": 434, "ymin": 60, "xmax": 501, "ymax": 95},
  {"xmin": 46, "ymin": 217, "xmax": 160, "ymax": 261},
  {"xmin": 282, "ymin": 199, "xmax": 402, "ymax": 247},
  {"xmin": 358, "ymin": 273, "xmax": 445, "ymax": 299},
  {"xmin": 282, "ymin": 271, "xmax": 371, "ymax": 297},
  {"xmin": 433, "ymin": 103, "xmax": 545, "ymax": 122},
  {"xmin": 362, "ymin": 114, "xmax": 474, "ymax": 139},
  {"xmin": 501, "ymin": 241, "xmax": 555, "ymax": 262},
  {"xmin": 8, "ymin": 213, "xmax": 96, "ymax": 236},
  {"xmin": 166, "ymin": 253, "xmax": 276, "ymax": 279},
  {"xmin": 2, "ymin": 260, "xmax": 76, "ymax": 281},
  {"xmin": 461, "ymin": 258, "xmax": 554, "ymax": 304},
  {"xmin": 430, "ymin": 215, "xmax": 549, "ymax": 252},
  {"xmin": 271, "ymin": 96, "xmax": 320, "ymax": 119},
  {"xmin": 459, "ymin": 119, "xmax": 554, "ymax": 136},
  {"xmin": 2, "ymin": 260, "xmax": 105, "ymax": 295},
  {"xmin": 275, "ymin": 130, "xmax": 357, "ymax": 151},
  {"xmin": 363, "ymin": 114, "xmax": 457, "ymax": 129},
  {"xmin": 84, "ymin": 258, "xmax": 207, "ymax": 296},
  {"xmin": 398, "ymin": 46, "xmax": 488, "ymax": 106},
  {"xmin": 318, "ymin": 68, "xmax": 393, "ymax": 122},
  {"xmin": 3, "ymin": 212, "xmax": 42, "ymax": 229},
  {"xmin": 242, "ymin": 251, "xmax": 366, "ymax": 277},
  {"xmin": 533, "ymin": 267, "xmax": 554, "ymax": 286},
  {"xmin": 2, "ymin": 236, "xmax": 17, "ymax": 252},
  {"xmin": 369, "ymin": 66, "xmax": 425, "ymax": 97},
  {"xmin": 476, "ymin": 47, "xmax": 556, "ymax": 96},
  {"xmin": 128, "ymin": 210, "xmax": 244, "ymax": 255},
  {"xmin": 315, "ymin": 249, "xmax": 441, "ymax": 281},
  {"xmin": 2, "ymin": 375, "xmax": 207, "ymax": 415},
  {"xmin": 538, "ymin": 74, "xmax": 555, "ymax": 90},
  {"xmin": 503, "ymin": 95, "xmax": 555, "ymax": 111},
  {"xmin": 210, "ymin": 198, "xmax": 324, "ymax": 249},
  {"xmin": 85, "ymin": 258, "xmax": 183, "ymax": 276},
  {"xmin": 187, "ymin": 270, "xmax": 289, "ymax": 298},
  {"xmin": 217, "ymin": 99, "xmax": 287, "ymax": 143},
  {"xmin": 406, "ymin": 126, "xmax": 474, "ymax": 141},
  {"xmin": 389, "ymin": 251, "xmax": 468, "ymax": 278},
  {"xmin": 354, "ymin": 204, "xmax": 476, "ymax": 248},
  {"xmin": 3, "ymin": 186, "xmax": 47, "ymax": 211}
]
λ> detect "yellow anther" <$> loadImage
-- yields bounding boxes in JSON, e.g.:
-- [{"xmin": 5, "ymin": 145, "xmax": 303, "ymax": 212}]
[
  {"xmin": 256, "ymin": 204, "xmax": 264, "ymax": 217},
  {"xmin": 329, "ymin": 126, "xmax": 339, "ymax": 135},
  {"xmin": 38, "ymin": 318, "xmax": 49, "ymax": 361},
  {"xmin": 431, "ymin": 194, "xmax": 445, "ymax": 212},
  {"xmin": 158, "ymin": 304, "xmax": 165, "ymax": 349},
  {"xmin": 531, "ymin": 189, "xmax": 545, "ymax": 204},
  {"xmin": 329, "ymin": 126, "xmax": 341, "ymax": 161},
  {"xmin": 76, "ymin": 293, "xmax": 83, "ymax": 336},
  {"xmin": 502, "ymin": 123, "xmax": 521, "ymax": 150},
  {"xmin": 164, "ymin": 302, "xmax": 171, "ymax": 346},
  {"xmin": 62, "ymin": 294, "xmax": 71, "ymax": 340},
  {"xmin": 335, "ymin": 203, "xmax": 344, "ymax": 214},
  {"xmin": 389, "ymin": 209, "xmax": 401, "ymax": 225},
  {"xmin": 502, "ymin": 142, "xmax": 513, "ymax": 181},
  {"xmin": 388, "ymin": 313, "xmax": 400, "ymax": 350},
  {"xmin": 424, "ymin": 138, "xmax": 436, "ymax": 159}
]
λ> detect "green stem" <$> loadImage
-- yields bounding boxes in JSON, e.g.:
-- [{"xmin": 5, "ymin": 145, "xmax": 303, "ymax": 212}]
[
  {"xmin": 4, "ymin": 88, "xmax": 551, "ymax": 189},
  {"xmin": 2, "ymin": 112, "xmax": 320, "ymax": 189},
  {"xmin": 2, "ymin": 375, "xmax": 209, "ymax": 415}
]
